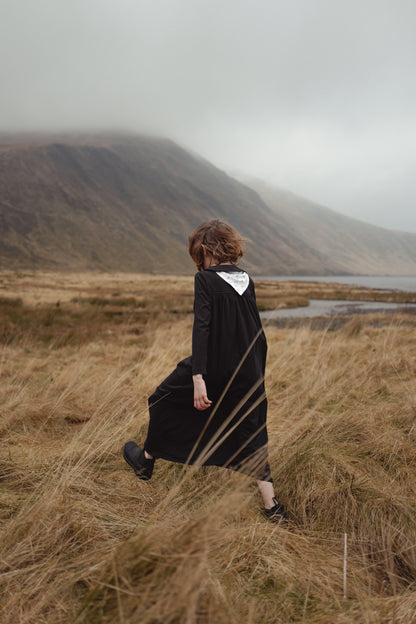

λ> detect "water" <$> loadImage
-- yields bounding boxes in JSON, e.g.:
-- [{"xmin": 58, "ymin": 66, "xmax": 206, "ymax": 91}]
[
  {"xmin": 255, "ymin": 275, "xmax": 416, "ymax": 292},
  {"xmin": 256, "ymin": 275, "xmax": 416, "ymax": 319},
  {"xmin": 261, "ymin": 299, "xmax": 416, "ymax": 320}
]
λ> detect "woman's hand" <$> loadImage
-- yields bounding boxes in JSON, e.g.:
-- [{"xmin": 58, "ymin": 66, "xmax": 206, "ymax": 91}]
[{"xmin": 193, "ymin": 374, "xmax": 212, "ymax": 411}]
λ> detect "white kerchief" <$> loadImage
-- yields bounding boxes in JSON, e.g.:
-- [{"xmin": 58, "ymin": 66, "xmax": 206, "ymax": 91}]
[{"xmin": 217, "ymin": 271, "xmax": 249, "ymax": 295}]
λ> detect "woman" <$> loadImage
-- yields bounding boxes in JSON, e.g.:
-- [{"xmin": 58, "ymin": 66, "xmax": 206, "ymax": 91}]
[{"xmin": 123, "ymin": 219, "xmax": 286, "ymax": 524}]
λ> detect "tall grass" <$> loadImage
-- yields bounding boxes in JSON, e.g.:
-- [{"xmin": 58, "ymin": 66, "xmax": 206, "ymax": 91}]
[{"xmin": 1, "ymin": 274, "xmax": 416, "ymax": 623}]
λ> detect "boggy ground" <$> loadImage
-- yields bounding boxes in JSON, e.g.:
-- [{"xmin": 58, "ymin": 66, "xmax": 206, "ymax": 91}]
[{"xmin": 1, "ymin": 271, "xmax": 416, "ymax": 623}]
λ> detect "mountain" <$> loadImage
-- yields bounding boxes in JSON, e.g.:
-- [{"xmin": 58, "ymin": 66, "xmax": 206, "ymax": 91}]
[
  {"xmin": 1, "ymin": 132, "xmax": 416, "ymax": 275},
  {"xmin": 241, "ymin": 178, "xmax": 416, "ymax": 276}
]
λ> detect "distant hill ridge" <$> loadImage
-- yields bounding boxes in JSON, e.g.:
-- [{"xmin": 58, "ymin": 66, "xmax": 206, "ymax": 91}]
[{"xmin": 1, "ymin": 132, "xmax": 416, "ymax": 275}]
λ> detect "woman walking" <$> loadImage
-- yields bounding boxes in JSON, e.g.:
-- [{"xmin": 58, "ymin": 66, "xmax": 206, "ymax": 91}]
[{"xmin": 123, "ymin": 219, "xmax": 286, "ymax": 524}]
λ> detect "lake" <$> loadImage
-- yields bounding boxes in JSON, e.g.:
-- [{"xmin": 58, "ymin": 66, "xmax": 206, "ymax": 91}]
[
  {"xmin": 255, "ymin": 275, "xmax": 416, "ymax": 292},
  {"xmin": 256, "ymin": 275, "xmax": 416, "ymax": 319}
]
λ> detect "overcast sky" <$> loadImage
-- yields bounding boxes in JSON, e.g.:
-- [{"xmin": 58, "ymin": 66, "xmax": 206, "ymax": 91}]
[{"xmin": 1, "ymin": 0, "xmax": 415, "ymax": 232}]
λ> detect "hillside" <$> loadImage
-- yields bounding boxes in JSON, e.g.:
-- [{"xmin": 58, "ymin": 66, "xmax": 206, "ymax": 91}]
[
  {"xmin": 243, "ymin": 179, "xmax": 416, "ymax": 276},
  {"xmin": 1, "ymin": 132, "xmax": 416, "ymax": 275}
]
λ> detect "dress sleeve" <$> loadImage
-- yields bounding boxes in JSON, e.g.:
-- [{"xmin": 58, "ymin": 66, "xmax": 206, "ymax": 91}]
[{"xmin": 192, "ymin": 272, "xmax": 211, "ymax": 375}]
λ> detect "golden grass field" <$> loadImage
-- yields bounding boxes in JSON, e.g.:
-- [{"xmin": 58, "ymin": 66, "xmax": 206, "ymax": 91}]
[{"xmin": 1, "ymin": 271, "xmax": 416, "ymax": 623}]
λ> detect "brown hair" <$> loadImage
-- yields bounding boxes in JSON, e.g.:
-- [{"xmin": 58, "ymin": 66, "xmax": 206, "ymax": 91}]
[{"xmin": 188, "ymin": 219, "xmax": 245, "ymax": 271}]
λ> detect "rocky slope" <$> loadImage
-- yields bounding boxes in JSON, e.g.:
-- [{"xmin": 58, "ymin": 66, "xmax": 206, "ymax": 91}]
[{"xmin": 1, "ymin": 132, "xmax": 415, "ymax": 275}]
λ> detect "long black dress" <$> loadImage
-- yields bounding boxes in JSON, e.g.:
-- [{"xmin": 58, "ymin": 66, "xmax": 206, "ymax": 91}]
[{"xmin": 144, "ymin": 264, "xmax": 272, "ymax": 482}]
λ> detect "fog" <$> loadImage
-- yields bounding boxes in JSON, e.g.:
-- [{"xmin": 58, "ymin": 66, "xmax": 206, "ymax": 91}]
[{"xmin": 1, "ymin": 0, "xmax": 415, "ymax": 232}]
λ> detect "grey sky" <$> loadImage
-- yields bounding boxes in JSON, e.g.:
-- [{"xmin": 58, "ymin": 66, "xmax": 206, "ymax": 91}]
[{"xmin": 1, "ymin": 0, "xmax": 415, "ymax": 232}]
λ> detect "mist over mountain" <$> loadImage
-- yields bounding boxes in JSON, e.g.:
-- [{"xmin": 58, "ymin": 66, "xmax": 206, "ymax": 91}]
[
  {"xmin": 241, "ymin": 178, "xmax": 416, "ymax": 276},
  {"xmin": 1, "ymin": 133, "xmax": 416, "ymax": 276}
]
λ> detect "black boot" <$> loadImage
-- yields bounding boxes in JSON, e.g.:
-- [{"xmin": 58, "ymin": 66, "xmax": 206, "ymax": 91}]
[
  {"xmin": 264, "ymin": 497, "xmax": 287, "ymax": 525},
  {"xmin": 123, "ymin": 441, "xmax": 155, "ymax": 481}
]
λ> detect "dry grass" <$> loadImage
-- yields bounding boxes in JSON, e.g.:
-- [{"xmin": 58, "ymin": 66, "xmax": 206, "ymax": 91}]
[{"xmin": 1, "ymin": 271, "xmax": 416, "ymax": 623}]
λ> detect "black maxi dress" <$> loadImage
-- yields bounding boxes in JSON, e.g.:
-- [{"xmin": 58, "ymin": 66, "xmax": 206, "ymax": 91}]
[{"xmin": 144, "ymin": 264, "xmax": 273, "ymax": 482}]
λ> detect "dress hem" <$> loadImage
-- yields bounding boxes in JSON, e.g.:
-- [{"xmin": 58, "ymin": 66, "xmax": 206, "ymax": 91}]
[{"xmin": 144, "ymin": 446, "xmax": 273, "ymax": 482}]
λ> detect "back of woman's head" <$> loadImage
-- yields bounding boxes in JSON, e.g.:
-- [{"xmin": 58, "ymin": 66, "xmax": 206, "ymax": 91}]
[{"xmin": 188, "ymin": 219, "xmax": 245, "ymax": 271}]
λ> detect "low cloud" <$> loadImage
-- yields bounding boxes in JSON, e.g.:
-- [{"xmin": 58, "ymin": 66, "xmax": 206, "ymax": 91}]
[{"xmin": 1, "ymin": 0, "xmax": 415, "ymax": 231}]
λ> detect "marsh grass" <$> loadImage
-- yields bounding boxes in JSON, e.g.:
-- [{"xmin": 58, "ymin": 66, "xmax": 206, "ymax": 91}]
[{"xmin": 1, "ymin": 271, "xmax": 416, "ymax": 623}]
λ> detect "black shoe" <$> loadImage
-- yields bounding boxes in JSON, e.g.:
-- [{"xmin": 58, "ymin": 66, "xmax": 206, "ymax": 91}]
[
  {"xmin": 123, "ymin": 441, "xmax": 155, "ymax": 480},
  {"xmin": 264, "ymin": 497, "xmax": 287, "ymax": 525}
]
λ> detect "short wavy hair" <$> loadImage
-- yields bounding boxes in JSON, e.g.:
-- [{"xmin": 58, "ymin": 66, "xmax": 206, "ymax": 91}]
[{"xmin": 188, "ymin": 219, "xmax": 245, "ymax": 271}]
